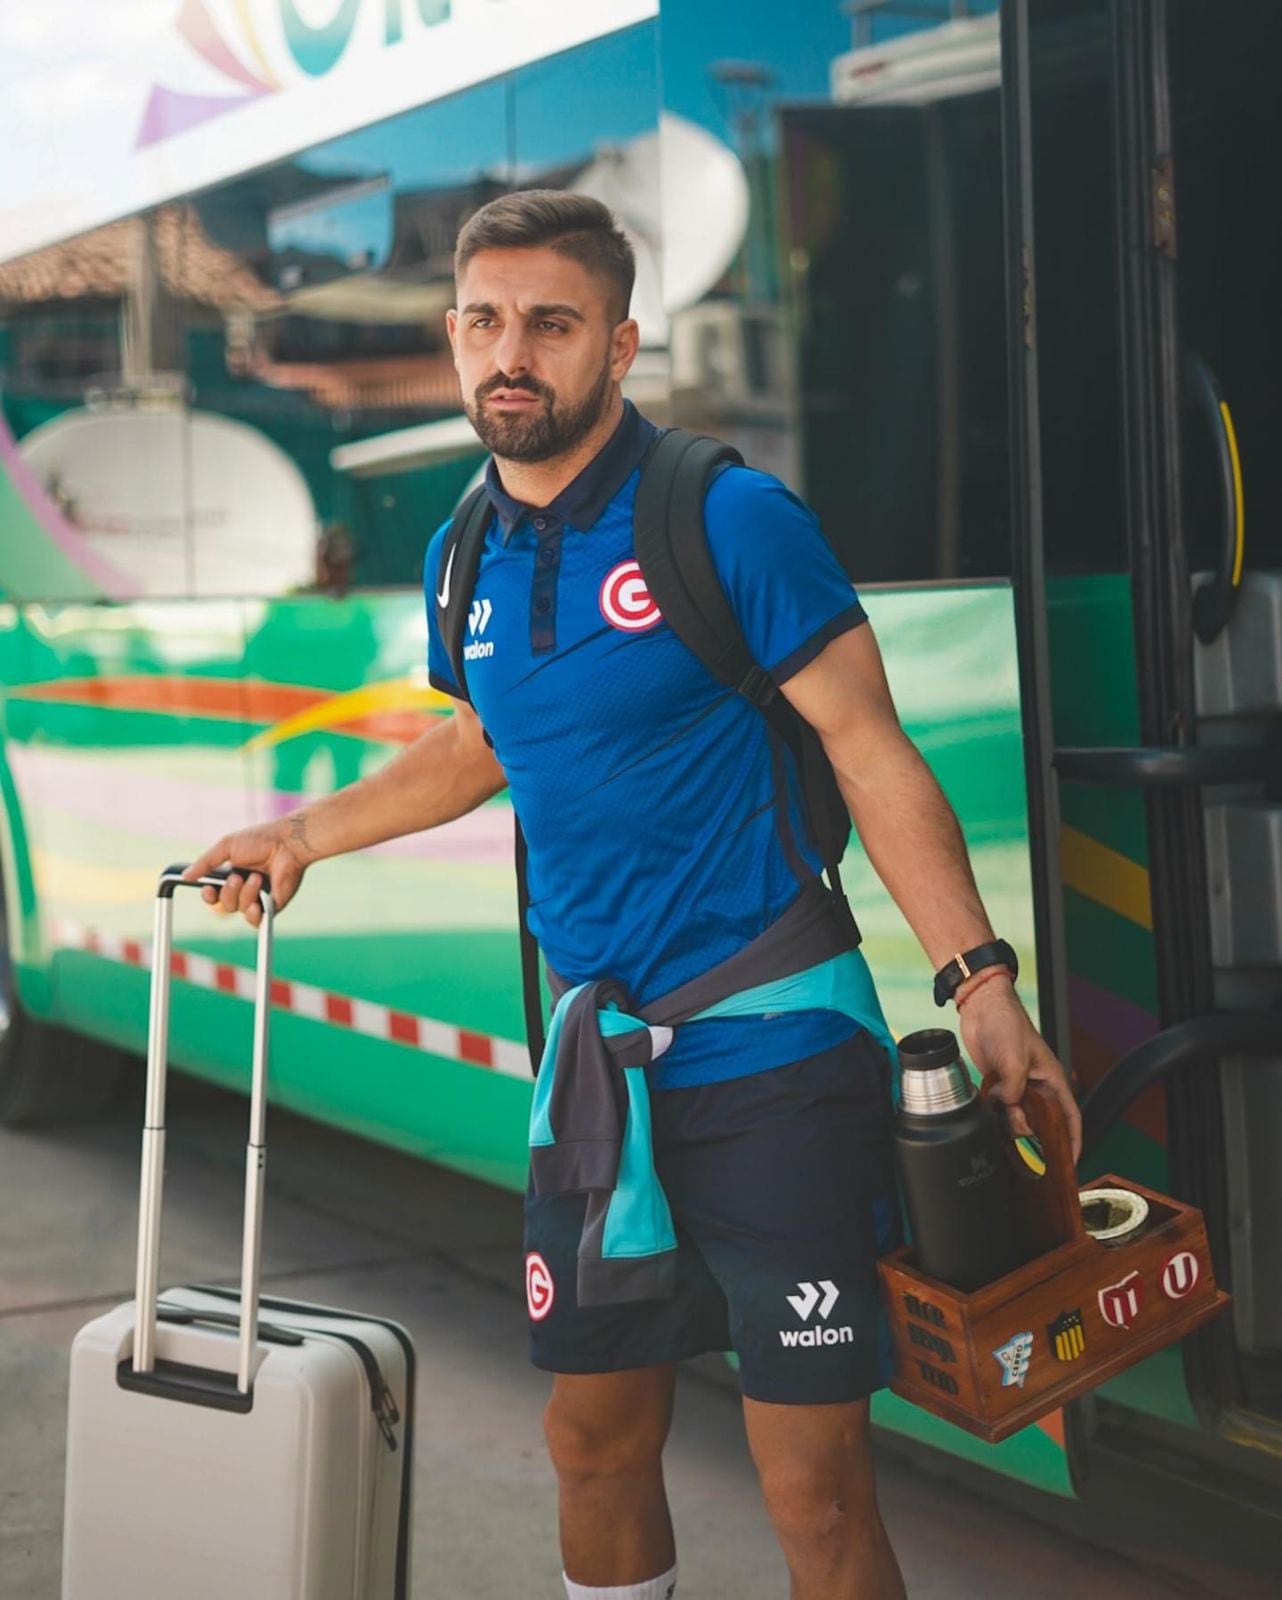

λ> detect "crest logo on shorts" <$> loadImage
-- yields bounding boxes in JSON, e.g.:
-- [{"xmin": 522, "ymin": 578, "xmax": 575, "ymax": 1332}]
[
  {"xmin": 599, "ymin": 561, "xmax": 662, "ymax": 632},
  {"xmin": 526, "ymin": 1252, "xmax": 555, "ymax": 1321}
]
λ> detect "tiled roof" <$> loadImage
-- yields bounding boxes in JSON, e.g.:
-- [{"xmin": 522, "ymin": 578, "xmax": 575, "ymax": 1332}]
[
  {"xmin": 0, "ymin": 205, "xmax": 279, "ymax": 311},
  {"xmin": 251, "ymin": 352, "xmax": 462, "ymax": 412}
]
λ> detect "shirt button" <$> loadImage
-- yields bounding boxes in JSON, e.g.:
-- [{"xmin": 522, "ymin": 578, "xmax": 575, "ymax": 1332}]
[
  {"xmin": 538, "ymin": 546, "xmax": 556, "ymax": 566},
  {"xmin": 534, "ymin": 596, "xmax": 551, "ymax": 616},
  {"xmin": 533, "ymin": 516, "xmax": 547, "ymax": 531}
]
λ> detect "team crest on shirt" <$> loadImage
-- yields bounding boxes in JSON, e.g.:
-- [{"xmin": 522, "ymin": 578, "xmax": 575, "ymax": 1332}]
[{"xmin": 600, "ymin": 561, "xmax": 662, "ymax": 632}]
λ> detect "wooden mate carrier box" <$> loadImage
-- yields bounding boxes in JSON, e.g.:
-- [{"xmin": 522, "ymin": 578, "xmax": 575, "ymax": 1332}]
[{"xmin": 877, "ymin": 1082, "xmax": 1230, "ymax": 1443}]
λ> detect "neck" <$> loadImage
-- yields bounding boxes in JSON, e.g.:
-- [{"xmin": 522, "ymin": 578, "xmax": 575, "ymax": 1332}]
[{"xmin": 492, "ymin": 391, "xmax": 625, "ymax": 508}]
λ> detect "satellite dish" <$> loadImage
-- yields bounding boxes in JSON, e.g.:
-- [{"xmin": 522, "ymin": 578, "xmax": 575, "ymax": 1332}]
[
  {"xmin": 21, "ymin": 408, "xmax": 317, "ymax": 598},
  {"xmin": 574, "ymin": 112, "xmax": 750, "ymax": 347}
]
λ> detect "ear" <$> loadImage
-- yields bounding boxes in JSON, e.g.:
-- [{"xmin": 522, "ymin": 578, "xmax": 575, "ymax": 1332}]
[
  {"xmin": 445, "ymin": 307, "xmax": 459, "ymax": 366},
  {"xmin": 610, "ymin": 317, "xmax": 640, "ymax": 384}
]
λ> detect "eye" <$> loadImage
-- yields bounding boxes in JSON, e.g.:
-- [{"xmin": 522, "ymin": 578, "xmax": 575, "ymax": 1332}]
[{"xmin": 537, "ymin": 320, "xmax": 568, "ymax": 334}]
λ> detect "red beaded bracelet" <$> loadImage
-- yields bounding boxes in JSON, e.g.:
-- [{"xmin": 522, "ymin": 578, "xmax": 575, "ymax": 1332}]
[{"xmin": 955, "ymin": 966, "xmax": 1016, "ymax": 1011}]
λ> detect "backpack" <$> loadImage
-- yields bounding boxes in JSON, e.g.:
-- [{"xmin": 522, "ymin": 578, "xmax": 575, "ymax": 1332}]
[{"xmin": 437, "ymin": 428, "xmax": 861, "ymax": 1074}]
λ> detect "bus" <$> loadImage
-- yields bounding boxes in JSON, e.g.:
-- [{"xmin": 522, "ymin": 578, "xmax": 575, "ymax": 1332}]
[{"xmin": 1, "ymin": 0, "xmax": 1279, "ymax": 1537}]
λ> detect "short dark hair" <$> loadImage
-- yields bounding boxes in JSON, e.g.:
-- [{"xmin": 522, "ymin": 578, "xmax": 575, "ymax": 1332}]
[{"xmin": 455, "ymin": 190, "xmax": 636, "ymax": 323}]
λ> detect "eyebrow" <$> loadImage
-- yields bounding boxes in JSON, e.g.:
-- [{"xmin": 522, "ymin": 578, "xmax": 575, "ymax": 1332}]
[{"xmin": 460, "ymin": 301, "xmax": 585, "ymax": 323}]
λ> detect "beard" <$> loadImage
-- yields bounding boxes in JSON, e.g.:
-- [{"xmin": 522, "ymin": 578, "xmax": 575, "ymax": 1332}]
[{"xmin": 465, "ymin": 364, "xmax": 613, "ymax": 463}]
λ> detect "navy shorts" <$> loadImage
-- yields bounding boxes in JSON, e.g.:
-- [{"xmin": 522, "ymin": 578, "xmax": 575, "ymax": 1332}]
[{"xmin": 523, "ymin": 1030, "xmax": 904, "ymax": 1405}]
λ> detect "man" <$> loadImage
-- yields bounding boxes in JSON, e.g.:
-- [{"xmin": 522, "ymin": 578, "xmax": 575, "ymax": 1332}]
[{"xmin": 187, "ymin": 190, "xmax": 1080, "ymax": 1600}]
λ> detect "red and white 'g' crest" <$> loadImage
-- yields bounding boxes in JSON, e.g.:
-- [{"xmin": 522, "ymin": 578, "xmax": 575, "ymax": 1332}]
[
  {"xmin": 1098, "ymin": 1269, "xmax": 1144, "ymax": 1330},
  {"xmin": 526, "ymin": 1252, "xmax": 555, "ymax": 1321},
  {"xmin": 1161, "ymin": 1251, "xmax": 1200, "ymax": 1300},
  {"xmin": 599, "ymin": 561, "xmax": 662, "ymax": 632}
]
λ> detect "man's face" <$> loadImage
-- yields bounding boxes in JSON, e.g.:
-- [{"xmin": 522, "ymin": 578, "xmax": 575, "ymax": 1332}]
[{"xmin": 447, "ymin": 245, "xmax": 637, "ymax": 463}]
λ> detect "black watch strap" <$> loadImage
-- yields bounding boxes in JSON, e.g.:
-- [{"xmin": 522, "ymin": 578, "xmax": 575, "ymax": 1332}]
[{"xmin": 933, "ymin": 939, "xmax": 1018, "ymax": 1006}]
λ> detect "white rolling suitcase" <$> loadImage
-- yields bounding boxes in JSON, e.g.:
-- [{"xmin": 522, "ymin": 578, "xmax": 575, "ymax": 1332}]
[{"xmin": 62, "ymin": 867, "xmax": 415, "ymax": 1599}]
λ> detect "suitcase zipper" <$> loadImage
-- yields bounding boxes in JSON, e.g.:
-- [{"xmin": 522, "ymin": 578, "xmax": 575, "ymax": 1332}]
[
  {"xmin": 192, "ymin": 1284, "xmax": 416, "ymax": 1597},
  {"xmin": 321, "ymin": 1328, "xmax": 401, "ymax": 1450}
]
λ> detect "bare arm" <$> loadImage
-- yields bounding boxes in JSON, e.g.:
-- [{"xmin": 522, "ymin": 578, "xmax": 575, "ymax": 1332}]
[
  {"xmin": 784, "ymin": 623, "xmax": 1081, "ymax": 1159},
  {"xmin": 785, "ymin": 625, "xmax": 993, "ymax": 968},
  {"xmin": 183, "ymin": 698, "xmax": 505, "ymax": 923}
]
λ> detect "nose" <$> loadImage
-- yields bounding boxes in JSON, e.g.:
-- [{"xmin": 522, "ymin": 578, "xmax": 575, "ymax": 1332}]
[{"xmin": 493, "ymin": 319, "xmax": 533, "ymax": 382}]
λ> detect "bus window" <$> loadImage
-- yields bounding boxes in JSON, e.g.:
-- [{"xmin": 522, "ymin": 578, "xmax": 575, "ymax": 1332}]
[
  {"xmin": 0, "ymin": 214, "xmax": 210, "ymax": 603},
  {"xmin": 1174, "ymin": 2, "xmax": 1282, "ymax": 578},
  {"xmin": 177, "ymin": 78, "xmax": 511, "ymax": 596},
  {"xmin": 1027, "ymin": 0, "xmax": 1126, "ymax": 579},
  {"xmin": 780, "ymin": 67, "xmax": 1009, "ymax": 585},
  {"xmin": 173, "ymin": 26, "xmax": 666, "ymax": 597}
]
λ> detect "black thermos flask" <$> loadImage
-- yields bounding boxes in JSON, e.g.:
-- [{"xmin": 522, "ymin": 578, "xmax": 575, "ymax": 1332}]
[{"xmin": 894, "ymin": 1028, "xmax": 1030, "ymax": 1291}]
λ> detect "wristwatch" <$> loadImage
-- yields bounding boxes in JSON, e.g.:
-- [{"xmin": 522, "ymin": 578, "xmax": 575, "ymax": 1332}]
[{"xmin": 932, "ymin": 940, "xmax": 1019, "ymax": 1007}]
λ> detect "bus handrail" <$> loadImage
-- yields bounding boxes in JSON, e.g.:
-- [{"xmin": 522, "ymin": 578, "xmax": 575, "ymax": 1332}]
[
  {"xmin": 1053, "ymin": 743, "xmax": 1282, "ymax": 786},
  {"xmin": 1186, "ymin": 351, "xmax": 1245, "ymax": 646},
  {"xmin": 1079, "ymin": 1011, "xmax": 1282, "ymax": 1159}
]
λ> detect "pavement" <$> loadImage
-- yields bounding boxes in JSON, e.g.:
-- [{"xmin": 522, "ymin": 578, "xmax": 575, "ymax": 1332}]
[{"xmin": 1, "ymin": 1064, "xmax": 1277, "ymax": 1598}]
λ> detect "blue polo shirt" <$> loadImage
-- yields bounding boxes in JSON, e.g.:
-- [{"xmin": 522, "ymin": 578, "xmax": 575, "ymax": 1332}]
[{"xmin": 424, "ymin": 402, "xmax": 869, "ymax": 1089}]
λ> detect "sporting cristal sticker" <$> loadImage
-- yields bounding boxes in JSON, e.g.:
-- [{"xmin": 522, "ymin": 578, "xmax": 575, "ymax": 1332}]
[{"xmin": 993, "ymin": 1331, "xmax": 1034, "ymax": 1388}]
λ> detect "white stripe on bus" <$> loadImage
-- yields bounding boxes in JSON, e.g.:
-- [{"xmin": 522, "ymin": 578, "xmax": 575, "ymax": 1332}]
[{"xmin": 50, "ymin": 919, "xmax": 528, "ymax": 1081}]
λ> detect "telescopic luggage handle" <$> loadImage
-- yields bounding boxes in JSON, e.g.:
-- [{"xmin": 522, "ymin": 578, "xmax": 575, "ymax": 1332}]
[{"xmin": 133, "ymin": 865, "xmax": 274, "ymax": 1395}]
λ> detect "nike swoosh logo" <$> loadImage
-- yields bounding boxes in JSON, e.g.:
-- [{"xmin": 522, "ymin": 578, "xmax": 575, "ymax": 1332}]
[{"xmin": 436, "ymin": 544, "xmax": 456, "ymax": 608}]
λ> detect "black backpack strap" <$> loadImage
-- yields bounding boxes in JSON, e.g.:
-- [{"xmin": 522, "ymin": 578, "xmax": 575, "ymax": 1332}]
[
  {"xmin": 633, "ymin": 430, "xmax": 764, "ymax": 700},
  {"xmin": 514, "ymin": 815, "xmax": 546, "ymax": 1075},
  {"xmin": 435, "ymin": 486, "xmax": 547, "ymax": 1074},
  {"xmin": 634, "ymin": 429, "xmax": 860, "ymax": 946},
  {"xmin": 435, "ymin": 484, "xmax": 493, "ymax": 701}
]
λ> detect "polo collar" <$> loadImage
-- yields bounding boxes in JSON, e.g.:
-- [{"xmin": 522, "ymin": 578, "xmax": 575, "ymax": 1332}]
[{"xmin": 485, "ymin": 400, "xmax": 655, "ymax": 543}]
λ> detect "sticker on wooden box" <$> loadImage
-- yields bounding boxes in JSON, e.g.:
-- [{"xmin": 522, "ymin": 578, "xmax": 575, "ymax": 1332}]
[
  {"xmin": 1098, "ymin": 1269, "xmax": 1144, "ymax": 1330},
  {"xmin": 992, "ymin": 1331, "xmax": 1034, "ymax": 1388},
  {"xmin": 1161, "ymin": 1251, "xmax": 1200, "ymax": 1301},
  {"xmin": 1048, "ymin": 1308, "xmax": 1086, "ymax": 1361}
]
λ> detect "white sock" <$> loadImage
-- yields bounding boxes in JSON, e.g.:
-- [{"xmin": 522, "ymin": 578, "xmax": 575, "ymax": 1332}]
[{"xmin": 563, "ymin": 1564, "xmax": 677, "ymax": 1600}]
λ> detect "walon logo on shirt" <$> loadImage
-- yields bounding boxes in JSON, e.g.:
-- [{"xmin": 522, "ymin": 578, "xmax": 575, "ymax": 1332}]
[
  {"xmin": 779, "ymin": 1280, "xmax": 854, "ymax": 1348},
  {"xmin": 464, "ymin": 598, "xmax": 494, "ymax": 661}
]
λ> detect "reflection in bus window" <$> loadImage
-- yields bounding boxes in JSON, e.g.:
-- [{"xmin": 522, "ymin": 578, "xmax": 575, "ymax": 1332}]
[
  {"xmin": 0, "ymin": 25, "xmax": 664, "ymax": 600},
  {"xmin": 781, "ymin": 66, "xmax": 1008, "ymax": 582},
  {"xmin": 658, "ymin": 3, "xmax": 1009, "ymax": 586}
]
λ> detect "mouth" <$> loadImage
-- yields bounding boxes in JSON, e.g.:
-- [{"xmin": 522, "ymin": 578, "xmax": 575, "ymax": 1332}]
[{"xmin": 484, "ymin": 389, "xmax": 544, "ymax": 411}]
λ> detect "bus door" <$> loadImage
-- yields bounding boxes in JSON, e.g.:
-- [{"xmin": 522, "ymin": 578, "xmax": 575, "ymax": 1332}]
[
  {"xmin": 779, "ymin": 31, "xmax": 1088, "ymax": 1497},
  {"xmin": 1008, "ymin": 0, "xmax": 1282, "ymax": 1476}
]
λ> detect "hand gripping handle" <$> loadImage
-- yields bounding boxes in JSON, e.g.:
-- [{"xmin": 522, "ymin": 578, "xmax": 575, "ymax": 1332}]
[
  {"xmin": 134, "ymin": 865, "xmax": 275, "ymax": 1394},
  {"xmin": 157, "ymin": 863, "xmax": 267, "ymax": 899},
  {"xmin": 981, "ymin": 1075, "xmax": 1086, "ymax": 1255}
]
